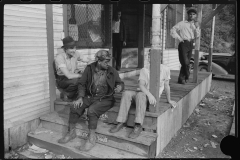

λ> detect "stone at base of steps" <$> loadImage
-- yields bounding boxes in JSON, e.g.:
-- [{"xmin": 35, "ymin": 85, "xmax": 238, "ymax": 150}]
[
  {"xmin": 40, "ymin": 112, "xmax": 157, "ymax": 157},
  {"xmin": 27, "ymin": 127, "xmax": 146, "ymax": 158}
]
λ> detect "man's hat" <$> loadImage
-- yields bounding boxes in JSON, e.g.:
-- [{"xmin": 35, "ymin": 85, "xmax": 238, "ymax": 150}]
[
  {"xmin": 187, "ymin": 8, "xmax": 197, "ymax": 15},
  {"xmin": 61, "ymin": 36, "xmax": 76, "ymax": 48},
  {"xmin": 95, "ymin": 50, "xmax": 112, "ymax": 61}
]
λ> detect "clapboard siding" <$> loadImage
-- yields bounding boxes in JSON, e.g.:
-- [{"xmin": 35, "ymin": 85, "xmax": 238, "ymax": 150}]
[{"xmin": 4, "ymin": 4, "xmax": 50, "ymax": 129}]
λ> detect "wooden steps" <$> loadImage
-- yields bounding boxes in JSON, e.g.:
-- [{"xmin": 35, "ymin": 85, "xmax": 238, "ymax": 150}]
[
  {"xmin": 28, "ymin": 127, "xmax": 146, "ymax": 158},
  {"xmin": 38, "ymin": 112, "xmax": 157, "ymax": 157},
  {"xmin": 55, "ymin": 98, "xmax": 160, "ymax": 130}
]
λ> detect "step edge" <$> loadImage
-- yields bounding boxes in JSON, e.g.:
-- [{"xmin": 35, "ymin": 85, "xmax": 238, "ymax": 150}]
[
  {"xmin": 28, "ymin": 127, "xmax": 146, "ymax": 159},
  {"xmin": 40, "ymin": 112, "xmax": 158, "ymax": 145}
]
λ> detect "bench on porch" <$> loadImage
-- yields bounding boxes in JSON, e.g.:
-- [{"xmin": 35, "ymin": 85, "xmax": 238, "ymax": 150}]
[{"xmin": 26, "ymin": 70, "xmax": 212, "ymax": 158}]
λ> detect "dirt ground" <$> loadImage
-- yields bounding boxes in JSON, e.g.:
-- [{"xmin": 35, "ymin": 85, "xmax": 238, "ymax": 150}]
[
  {"xmin": 4, "ymin": 77, "xmax": 235, "ymax": 159},
  {"xmin": 157, "ymin": 77, "xmax": 235, "ymax": 158}
]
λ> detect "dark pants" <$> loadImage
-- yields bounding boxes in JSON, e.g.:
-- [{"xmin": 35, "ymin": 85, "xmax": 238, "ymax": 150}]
[
  {"xmin": 178, "ymin": 40, "xmax": 194, "ymax": 82},
  {"xmin": 56, "ymin": 76, "xmax": 80, "ymax": 100},
  {"xmin": 112, "ymin": 33, "xmax": 123, "ymax": 70},
  {"xmin": 68, "ymin": 96, "xmax": 115, "ymax": 129}
]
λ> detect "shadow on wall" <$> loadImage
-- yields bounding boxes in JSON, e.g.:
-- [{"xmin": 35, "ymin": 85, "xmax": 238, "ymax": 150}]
[{"xmin": 121, "ymin": 48, "xmax": 138, "ymax": 68}]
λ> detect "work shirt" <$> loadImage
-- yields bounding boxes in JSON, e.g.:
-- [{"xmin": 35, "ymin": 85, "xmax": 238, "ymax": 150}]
[
  {"xmin": 91, "ymin": 69, "xmax": 109, "ymax": 97},
  {"xmin": 55, "ymin": 51, "xmax": 82, "ymax": 76},
  {"xmin": 112, "ymin": 20, "xmax": 120, "ymax": 33},
  {"xmin": 138, "ymin": 64, "xmax": 171, "ymax": 96},
  {"xmin": 170, "ymin": 20, "xmax": 200, "ymax": 41}
]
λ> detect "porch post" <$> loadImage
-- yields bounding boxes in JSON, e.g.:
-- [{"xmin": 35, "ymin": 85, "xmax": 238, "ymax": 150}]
[
  {"xmin": 108, "ymin": 4, "xmax": 113, "ymax": 67},
  {"xmin": 208, "ymin": 4, "xmax": 217, "ymax": 72},
  {"xmin": 46, "ymin": 4, "xmax": 56, "ymax": 112},
  {"xmin": 137, "ymin": 4, "xmax": 145, "ymax": 68},
  {"xmin": 192, "ymin": 4, "xmax": 203, "ymax": 83},
  {"xmin": 149, "ymin": 4, "xmax": 162, "ymax": 113}
]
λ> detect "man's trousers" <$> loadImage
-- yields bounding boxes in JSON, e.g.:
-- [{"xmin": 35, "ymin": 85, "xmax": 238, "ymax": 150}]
[
  {"xmin": 178, "ymin": 40, "xmax": 194, "ymax": 82},
  {"xmin": 116, "ymin": 91, "xmax": 148, "ymax": 125}
]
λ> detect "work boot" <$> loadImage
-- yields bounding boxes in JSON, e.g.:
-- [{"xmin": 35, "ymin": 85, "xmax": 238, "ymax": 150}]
[
  {"xmin": 128, "ymin": 124, "xmax": 142, "ymax": 139},
  {"xmin": 178, "ymin": 79, "xmax": 185, "ymax": 85},
  {"xmin": 79, "ymin": 130, "xmax": 97, "ymax": 151},
  {"xmin": 58, "ymin": 124, "xmax": 76, "ymax": 144},
  {"xmin": 109, "ymin": 122, "xmax": 124, "ymax": 133}
]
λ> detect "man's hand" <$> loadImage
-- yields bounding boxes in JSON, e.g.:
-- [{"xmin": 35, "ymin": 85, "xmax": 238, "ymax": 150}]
[
  {"xmin": 147, "ymin": 94, "xmax": 156, "ymax": 106},
  {"xmin": 72, "ymin": 97, "xmax": 83, "ymax": 109},
  {"xmin": 169, "ymin": 100, "xmax": 177, "ymax": 109},
  {"xmin": 123, "ymin": 41, "xmax": 126, "ymax": 46},
  {"xmin": 179, "ymin": 38, "xmax": 184, "ymax": 42},
  {"xmin": 114, "ymin": 85, "xmax": 122, "ymax": 93}
]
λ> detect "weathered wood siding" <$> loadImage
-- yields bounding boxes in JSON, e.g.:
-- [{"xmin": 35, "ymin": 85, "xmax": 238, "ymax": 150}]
[{"xmin": 4, "ymin": 4, "xmax": 50, "ymax": 129}]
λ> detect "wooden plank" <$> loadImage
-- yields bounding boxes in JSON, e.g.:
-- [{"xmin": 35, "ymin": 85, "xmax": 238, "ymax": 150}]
[
  {"xmin": 4, "ymin": 91, "xmax": 50, "ymax": 107},
  {"xmin": 28, "ymin": 128, "xmax": 145, "ymax": 158},
  {"xmin": 4, "ymin": 15, "xmax": 46, "ymax": 24},
  {"xmin": 4, "ymin": 82, "xmax": 49, "ymax": 97},
  {"xmin": 4, "ymin": 41, "xmax": 47, "ymax": 47},
  {"xmin": 9, "ymin": 118, "xmax": 40, "ymax": 149},
  {"xmin": 137, "ymin": 4, "xmax": 145, "ymax": 68},
  {"xmin": 193, "ymin": 4, "xmax": 203, "ymax": 83},
  {"xmin": 46, "ymin": 4, "xmax": 56, "ymax": 113},
  {"xmin": 4, "ymin": 101, "xmax": 50, "ymax": 119},
  {"xmin": 4, "ymin": 69, "xmax": 48, "ymax": 79},
  {"xmin": 4, "ymin": 9, "xmax": 46, "ymax": 19},
  {"xmin": 40, "ymin": 112, "xmax": 157, "ymax": 157},
  {"xmin": 4, "ymin": 30, "xmax": 47, "ymax": 38},
  {"xmin": 5, "ymin": 107, "xmax": 50, "ymax": 129},
  {"xmin": 7, "ymin": 4, "xmax": 46, "ymax": 10},
  {"xmin": 4, "ymin": 59, "xmax": 48, "ymax": 68},
  {"xmin": 4, "ymin": 129, "xmax": 9, "ymax": 152},
  {"xmin": 4, "ymin": 20, "xmax": 46, "ymax": 28}
]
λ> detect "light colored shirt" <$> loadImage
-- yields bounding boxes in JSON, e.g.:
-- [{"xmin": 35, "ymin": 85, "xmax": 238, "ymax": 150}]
[
  {"xmin": 170, "ymin": 20, "xmax": 200, "ymax": 41},
  {"xmin": 138, "ymin": 64, "xmax": 171, "ymax": 96},
  {"xmin": 55, "ymin": 51, "xmax": 82, "ymax": 76},
  {"xmin": 112, "ymin": 20, "xmax": 120, "ymax": 33}
]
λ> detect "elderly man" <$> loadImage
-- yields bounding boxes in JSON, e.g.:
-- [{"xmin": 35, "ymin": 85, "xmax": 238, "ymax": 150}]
[
  {"xmin": 54, "ymin": 36, "xmax": 85, "ymax": 101},
  {"xmin": 109, "ymin": 50, "xmax": 177, "ymax": 139},
  {"xmin": 58, "ymin": 50, "xmax": 124, "ymax": 151},
  {"xmin": 170, "ymin": 8, "xmax": 200, "ymax": 84}
]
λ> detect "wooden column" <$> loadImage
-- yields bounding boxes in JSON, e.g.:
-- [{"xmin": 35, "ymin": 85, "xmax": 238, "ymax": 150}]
[
  {"xmin": 46, "ymin": 4, "xmax": 56, "ymax": 112},
  {"xmin": 192, "ymin": 4, "xmax": 203, "ymax": 83},
  {"xmin": 109, "ymin": 4, "xmax": 113, "ymax": 67},
  {"xmin": 137, "ymin": 4, "xmax": 145, "ymax": 68},
  {"xmin": 161, "ymin": 9, "xmax": 166, "ymax": 64},
  {"xmin": 149, "ymin": 4, "xmax": 161, "ymax": 113},
  {"xmin": 63, "ymin": 4, "xmax": 69, "ymax": 37},
  {"xmin": 208, "ymin": 4, "xmax": 217, "ymax": 72}
]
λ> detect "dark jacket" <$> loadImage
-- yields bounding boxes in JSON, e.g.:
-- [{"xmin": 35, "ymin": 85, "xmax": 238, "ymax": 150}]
[
  {"xmin": 77, "ymin": 62, "xmax": 124, "ymax": 101},
  {"xmin": 113, "ymin": 19, "xmax": 126, "ymax": 42},
  {"xmin": 119, "ymin": 20, "xmax": 126, "ymax": 42}
]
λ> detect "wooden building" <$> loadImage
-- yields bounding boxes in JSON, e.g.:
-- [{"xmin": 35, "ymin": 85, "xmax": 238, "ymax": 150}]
[{"xmin": 4, "ymin": 3, "xmax": 217, "ymax": 158}]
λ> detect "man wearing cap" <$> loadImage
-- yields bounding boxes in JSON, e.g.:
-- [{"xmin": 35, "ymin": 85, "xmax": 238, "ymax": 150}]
[
  {"xmin": 58, "ymin": 50, "xmax": 124, "ymax": 151},
  {"xmin": 112, "ymin": 10, "xmax": 126, "ymax": 71},
  {"xmin": 170, "ymin": 8, "xmax": 200, "ymax": 84},
  {"xmin": 54, "ymin": 36, "xmax": 86, "ymax": 101}
]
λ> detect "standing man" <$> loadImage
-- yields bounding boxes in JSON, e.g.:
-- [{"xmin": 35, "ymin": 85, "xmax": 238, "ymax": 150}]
[
  {"xmin": 54, "ymin": 36, "xmax": 84, "ymax": 101},
  {"xmin": 58, "ymin": 50, "xmax": 124, "ymax": 151},
  {"xmin": 170, "ymin": 8, "xmax": 200, "ymax": 84},
  {"xmin": 109, "ymin": 49, "xmax": 177, "ymax": 139},
  {"xmin": 112, "ymin": 10, "xmax": 127, "ymax": 71}
]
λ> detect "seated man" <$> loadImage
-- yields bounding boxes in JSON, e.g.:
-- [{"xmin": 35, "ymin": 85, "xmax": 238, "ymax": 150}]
[
  {"xmin": 55, "ymin": 36, "xmax": 85, "ymax": 101},
  {"xmin": 58, "ymin": 50, "xmax": 124, "ymax": 151},
  {"xmin": 109, "ymin": 49, "xmax": 177, "ymax": 139}
]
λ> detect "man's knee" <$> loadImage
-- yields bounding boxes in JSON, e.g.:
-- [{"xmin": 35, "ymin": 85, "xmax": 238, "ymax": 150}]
[
  {"xmin": 122, "ymin": 91, "xmax": 135, "ymax": 98},
  {"xmin": 136, "ymin": 92, "xmax": 146, "ymax": 100}
]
